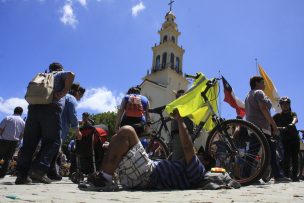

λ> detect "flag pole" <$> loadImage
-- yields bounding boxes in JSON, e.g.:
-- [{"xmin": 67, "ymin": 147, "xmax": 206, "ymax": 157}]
[
  {"xmin": 218, "ymin": 70, "xmax": 222, "ymax": 117},
  {"xmin": 255, "ymin": 58, "xmax": 258, "ymax": 75}
]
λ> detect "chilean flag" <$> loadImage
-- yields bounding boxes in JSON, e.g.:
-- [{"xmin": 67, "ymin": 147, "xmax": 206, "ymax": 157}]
[{"xmin": 222, "ymin": 76, "xmax": 246, "ymax": 117}]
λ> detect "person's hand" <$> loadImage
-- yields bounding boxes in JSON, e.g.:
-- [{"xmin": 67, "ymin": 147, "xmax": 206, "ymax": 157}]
[
  {"xmin": 102, "ymin": 141, "xmax": 109, "ymax": 149},
  {"xmin": 172, "ymin": 109, "xmax": 183, "ymax": 122},
  {"xmin": 271, "ymin": 123, "xmax": 279, "ymax": 136}
]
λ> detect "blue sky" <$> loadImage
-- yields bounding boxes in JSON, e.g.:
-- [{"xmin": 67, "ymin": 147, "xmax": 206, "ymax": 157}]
[{"xmin": 0, "ymin": 0, "xmax": 303, "ymax": 130}]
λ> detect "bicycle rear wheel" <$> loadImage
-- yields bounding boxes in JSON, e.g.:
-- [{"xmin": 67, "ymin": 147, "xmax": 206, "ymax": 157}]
[
  {"xmin": 205, "ymin": 119, "xmax": 270, "ymax": 186},
  {"xmin": 144, "ymin": 137, "xmax": 170, "ymax": 160}
]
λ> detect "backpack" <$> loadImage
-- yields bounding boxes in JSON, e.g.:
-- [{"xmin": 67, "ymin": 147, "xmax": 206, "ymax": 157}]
[
  {"xmin": 24, "ymin": 72, "xmax": 55, "ymax": 104},
  {"xmin": 124, "ymin": 94, "xmax": 144, "ymax": 117}
]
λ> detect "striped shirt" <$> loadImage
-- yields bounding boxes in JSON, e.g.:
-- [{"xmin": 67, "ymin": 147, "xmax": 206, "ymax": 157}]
[{"xmin": 149, "ymin": 156, "xmax": 205, "ymax": 189}]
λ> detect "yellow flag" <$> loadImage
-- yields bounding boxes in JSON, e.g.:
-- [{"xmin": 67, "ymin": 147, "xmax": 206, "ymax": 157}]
[
  {"xmin": 258, "ymin": 64, "xmax": 281, "ymax": 112},
  {"xmin": 165, "ymin": 73, "xmax": 218, "ymax": 131}
]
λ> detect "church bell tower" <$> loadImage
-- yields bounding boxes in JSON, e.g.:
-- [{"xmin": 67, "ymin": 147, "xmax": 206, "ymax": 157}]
[{"xmin": 140, "ymin": 1, "xmax": 188, "ymax": 109}]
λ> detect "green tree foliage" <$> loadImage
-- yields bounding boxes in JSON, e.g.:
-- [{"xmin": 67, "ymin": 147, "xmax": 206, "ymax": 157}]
[{"xmin": 92, "ymin": 111, "xmax": 117, "ymax": 137}]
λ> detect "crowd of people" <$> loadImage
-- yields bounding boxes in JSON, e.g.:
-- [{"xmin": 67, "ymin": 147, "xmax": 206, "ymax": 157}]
[{"xmin": 0, "ymin": 62, "xmax": 303, "ymax": 191}]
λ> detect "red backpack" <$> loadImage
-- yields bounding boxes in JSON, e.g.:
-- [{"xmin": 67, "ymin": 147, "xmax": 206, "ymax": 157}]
[{"xmin": 124, "ymin": 95, "xmax": 144, "ymax": 117}]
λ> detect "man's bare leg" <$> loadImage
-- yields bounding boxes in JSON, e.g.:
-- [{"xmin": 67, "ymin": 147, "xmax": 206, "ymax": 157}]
[{"xmin": 100, "ymin": 125, "xmax": 140, "ymax": 175}]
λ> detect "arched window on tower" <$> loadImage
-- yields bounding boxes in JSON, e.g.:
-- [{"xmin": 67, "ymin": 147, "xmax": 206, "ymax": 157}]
[
  {"xmin": 163, "ymin": 36, "xmax": 168, "ymax": 43},
  {"xmin": 162, "ymin": 52, "xmax": 167, "ymax": 69},
  {"xmin": 170, "ymin": 53, "xmax": 175, "ymax": 69},
  {"xmin": 172, "ymin": 36, "xmax": 175, "ymax": 43},
  {"xmin": 155, "ymin": 55, "xmax": 160, "ymax": 70},
  {"xmin": 176, "ymin": 57, "xmax": 180, "ymax": 73}
]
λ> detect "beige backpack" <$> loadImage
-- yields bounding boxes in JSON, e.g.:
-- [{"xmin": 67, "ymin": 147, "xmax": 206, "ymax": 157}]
[{"xmin": 24, "ymin": 72, "xmax": 55, "ymax": 104}]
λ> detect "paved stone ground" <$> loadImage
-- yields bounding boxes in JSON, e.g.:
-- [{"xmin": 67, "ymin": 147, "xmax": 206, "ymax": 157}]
[{"xmin": 1, "ymin": 176, "xmax": 304, "ymax": 203}]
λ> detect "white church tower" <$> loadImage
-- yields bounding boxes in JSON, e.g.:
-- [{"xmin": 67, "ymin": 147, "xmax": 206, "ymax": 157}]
[{"xmin": 140, "ymin": 2, "xmax": 189, "ymax": 109}]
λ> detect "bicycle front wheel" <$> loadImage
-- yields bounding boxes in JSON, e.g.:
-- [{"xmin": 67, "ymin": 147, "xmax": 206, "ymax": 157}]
[
  {"xmin": 205, "ymin": 119, "xmax": 270, "ymax": 186},
  {"xmin": 145, "ymin": 137, "xmax": 170, "ymax": 160}
]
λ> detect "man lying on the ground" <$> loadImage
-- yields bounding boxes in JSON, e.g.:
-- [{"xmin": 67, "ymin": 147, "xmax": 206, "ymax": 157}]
[{"xmin": 79, "ymin": 109, "xmax": 205, "ymax": 191}]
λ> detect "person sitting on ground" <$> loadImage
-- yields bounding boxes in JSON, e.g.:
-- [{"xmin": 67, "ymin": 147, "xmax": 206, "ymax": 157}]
[
  {"xmin": 273, "ymin": 97, "xmax": 300, "ymax": 181},
  {"xmin": 115, "ymin": 86, "xmax": 150, "ymax": 135},
  {"xmin": 0, "ymin": 107, "xmax": 25, "ymax": 178},
  {"xmin": 80, "ymin": 109, "xmax": 205, "ymax": 190}
]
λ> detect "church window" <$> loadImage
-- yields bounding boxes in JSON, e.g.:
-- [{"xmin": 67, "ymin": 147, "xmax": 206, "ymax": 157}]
[
  {"xmin": 162, "ymin": 52, "xmax": 167, "ymax": 68},
  {"xmin": 163, "ymin": 36, "xmax": 168, "ymax": 43},
  {"xmin": 172, "ymin": 36, "xmax": 175, "ymax": 43},
  {"xmin": 155, "ymin": 55, "xmax": 160, "ymax": 70},
  {"xmin": 176, "ymin": 57, "xmax": 180, "ymax": 73},
  {"xmin": 170, "ymin": 53, "xmax": 175, "ymax": 69}
]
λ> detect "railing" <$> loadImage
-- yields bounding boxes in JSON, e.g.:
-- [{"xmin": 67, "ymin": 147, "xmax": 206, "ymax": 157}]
[{"xmin": 152, "ymin": 63, "xmax": 182, "ymax": 74}]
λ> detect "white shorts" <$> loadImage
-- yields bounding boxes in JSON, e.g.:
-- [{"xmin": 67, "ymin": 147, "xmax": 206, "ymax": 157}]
[{"xmin": 115, "ymin": 142, "xmax": 154, "ymax": 188}]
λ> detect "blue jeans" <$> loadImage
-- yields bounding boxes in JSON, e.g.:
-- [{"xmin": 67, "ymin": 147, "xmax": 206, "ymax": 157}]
[{"xmin": 17, "ymin": 104, "xmax": 62, "ymax": 176}]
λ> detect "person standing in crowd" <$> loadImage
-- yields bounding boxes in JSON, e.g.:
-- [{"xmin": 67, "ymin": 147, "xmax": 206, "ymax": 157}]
[
  {"xmin": 47, "ymin": 83, "xmax": 85, "ymax": 180},
  {"xmin": 244, "ymin": 76, "xmax": 290, "ymax": 183},
  {"xmin": 0, "ymin": 107, "xmax": 25, "ymax": 178},
  {"xmin": 81, "ymin": 112, "xmax": 95, "ymax": 127},
  {"xmin": 61, "ymin": 83, "xmax": 85, "ymax": 141},
  {"xmin": 273, "ymin": 97, "xmax": 300, "ymax": 181},
  {"xmin": 15, "ymin": 62, "xmax": 74, "ymax": 184},
  {"xmin": 115, "ymin": 86, "xmax": 150, "ymax": 135}
]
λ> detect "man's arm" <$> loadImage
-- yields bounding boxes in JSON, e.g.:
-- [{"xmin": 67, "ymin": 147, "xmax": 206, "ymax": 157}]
[
  {"xmin": 0, "ymin": 118, "xmax": 7, "ymax": 136},
  {"xmin": 115, "ymin": 99, "xmax": 126, "ymax": 131},
  {"xmin": 291, "ymin": 113, "xmax": 298, "ymax": 126},
  {"xmin": 54, "ymin": 72, "xmax": 75, "ymax": 100},
  {"xmin": 67, "ymin": 97, "xmax": 82, "ymax": 140},
  {"xmin": 258, "ymin": 101, "xmax": 278, "ymax": 135},
  {"xmin": 173, "ymin": 109, "xmax": 196, "ymax": 164}
]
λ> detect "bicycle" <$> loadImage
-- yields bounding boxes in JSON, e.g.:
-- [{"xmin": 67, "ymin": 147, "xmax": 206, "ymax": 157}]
[
  {"xmin": 140, "ymin": 106, "xmax": 172, "ymax": 160},
  {"xmin": 145, "ymin": 72, "xmax": 271, "ymax": 186}
]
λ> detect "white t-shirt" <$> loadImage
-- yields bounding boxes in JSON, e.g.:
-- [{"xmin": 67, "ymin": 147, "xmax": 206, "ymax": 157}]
[{"xmin": 0, "ymin": 115, "xmax": 25, "ymax": 141}]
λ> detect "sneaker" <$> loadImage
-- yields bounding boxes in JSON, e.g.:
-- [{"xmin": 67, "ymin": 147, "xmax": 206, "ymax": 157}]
[
  {"xmin": 274, "ymin": 177, "xmax": 291, "ymax": 183},
  {"xmin": 291, "ymin": 177, "xmax": 300, "ymax": 182},
  {"xmin": 30, "ymin": 170, "xmax": 52, "ymax": 184},
  {"xmin": 47, "ymin": 172, "xmax": 62, "ymax": 181},
  {"xmin": 15, "ymin": 176, "xmax": 32, "ymax": 185},
  {"xmin": 81, "ymin": 172, "xmax": 118, "ymax": 191}
]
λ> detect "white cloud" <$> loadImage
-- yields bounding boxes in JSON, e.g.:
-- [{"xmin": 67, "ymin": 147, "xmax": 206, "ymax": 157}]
[
  {"xmin": 131, "ymin": 2, "xmax": 145, "ymax": 17},
  {"xmin": 78, "ymin": 87, "xmax": 123, "ymax": 113},
  {"xmin": 60, "ymin": 1, "xmax": 78, "ymax": 28},
  {"xmin": 77, "ymin": 0, "xmax": 87, "ymax": 7},
  {"xmin": 0, "ymin": 97, "xmax": 28, "ymax": 115}
]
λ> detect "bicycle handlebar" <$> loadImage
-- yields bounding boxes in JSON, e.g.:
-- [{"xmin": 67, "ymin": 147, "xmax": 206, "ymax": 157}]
[
  {"xmin": 184, "ymin": 73, "xmax": 201, "ymax": 80},
  {"xmin": 200, "ymin": 78, "xmax": 221, "ymax": 99},
  {"xmin": 148, "ymin": 105, "xmax": 166, "ymax": 114}
]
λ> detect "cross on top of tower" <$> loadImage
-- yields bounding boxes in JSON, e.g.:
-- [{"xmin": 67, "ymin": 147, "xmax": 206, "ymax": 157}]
[{"xmin": 168, "ymin": 0, "xmax": 175, "ymax": 12}]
